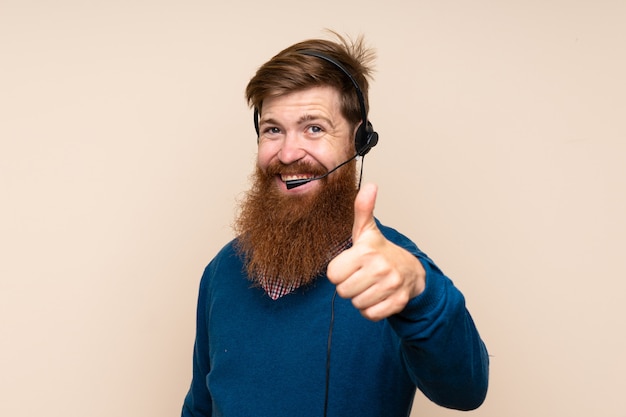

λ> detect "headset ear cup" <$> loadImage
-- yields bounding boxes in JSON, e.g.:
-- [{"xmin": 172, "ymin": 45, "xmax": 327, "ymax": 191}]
[
  {"xmin": 356, "ymin": 121, "xmax": 378, "ymax": 156},
  {"xmin": 254, "ymin": 107, "xmax": 260, "ymax": 143}
]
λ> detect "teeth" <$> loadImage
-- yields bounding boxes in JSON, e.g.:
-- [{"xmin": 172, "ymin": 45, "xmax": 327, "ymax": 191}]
[{"xmin": 281, "ymin": 174, "xmax": 311, "ymax": 182}]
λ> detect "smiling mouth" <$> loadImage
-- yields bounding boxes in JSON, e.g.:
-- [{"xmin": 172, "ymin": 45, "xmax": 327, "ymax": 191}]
[{"xmin": 280, "ymin": 174, "xmax": 314, "ymax": 183}]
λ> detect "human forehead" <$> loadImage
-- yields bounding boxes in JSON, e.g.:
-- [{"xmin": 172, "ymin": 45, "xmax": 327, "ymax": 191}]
[{"xmin": 260, "ymin": 86, "xmax": 345, "ymax": 122}]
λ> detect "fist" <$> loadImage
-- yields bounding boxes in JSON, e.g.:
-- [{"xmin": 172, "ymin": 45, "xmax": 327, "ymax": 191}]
[{"xmin": 326, "ymin": 183, "xmax": 426, "ymax": 321}]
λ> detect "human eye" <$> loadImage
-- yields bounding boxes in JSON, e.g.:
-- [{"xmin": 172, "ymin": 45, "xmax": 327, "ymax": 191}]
[
  {"xmin": 307, "ymin": 125, "xmax": 324, "ymax": 135},
  {"xmin": 263, "ymin": 126, "xmax": 281, "ymax": 135}
]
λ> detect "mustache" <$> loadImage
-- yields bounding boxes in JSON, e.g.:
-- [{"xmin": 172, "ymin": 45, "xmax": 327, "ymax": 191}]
[{"xmin": 265, "ymin": 160, "xmax": 328, "ymax": 178}]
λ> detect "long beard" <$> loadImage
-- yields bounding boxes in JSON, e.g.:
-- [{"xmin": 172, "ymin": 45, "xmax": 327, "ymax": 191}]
[{"xmin": 234, "ymin": 159, "xmax": 358, "ymax": 289}]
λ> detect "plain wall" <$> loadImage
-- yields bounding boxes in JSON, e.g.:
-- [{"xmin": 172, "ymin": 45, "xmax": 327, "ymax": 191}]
[{"xmin": 1, "ymin": 1, "xmax": 625, "ymax": 416}]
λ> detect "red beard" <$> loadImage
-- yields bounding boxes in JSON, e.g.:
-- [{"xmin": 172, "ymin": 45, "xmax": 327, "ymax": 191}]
[{"xmin": 234, "ymin": 159, "xmax": 358, "ymax": 289}]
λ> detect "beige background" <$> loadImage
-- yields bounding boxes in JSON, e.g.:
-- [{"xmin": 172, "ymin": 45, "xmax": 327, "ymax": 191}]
[{"xmin": 2, "ymin": 1, "xmax": 625, "ymax": 416}]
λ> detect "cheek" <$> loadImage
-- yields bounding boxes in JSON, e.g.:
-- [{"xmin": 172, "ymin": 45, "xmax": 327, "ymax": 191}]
[
  {"xmin": 322, "ymin": 141, "xmax": 354, "ymax": 167},
  {"xmin": 256, "ymin": 143, "xmax": 277, "ymax": 169}
]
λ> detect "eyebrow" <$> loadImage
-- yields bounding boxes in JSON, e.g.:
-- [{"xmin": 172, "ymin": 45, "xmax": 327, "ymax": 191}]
[
  {"xmin": 297, "ymin": 113, "xmax": 335, "ymax": 128},
  {"xmin": 259, "ymin": 114, "xmax": 335, "ymax": 129}
]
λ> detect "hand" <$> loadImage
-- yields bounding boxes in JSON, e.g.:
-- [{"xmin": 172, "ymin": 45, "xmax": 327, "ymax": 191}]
[{"xmin": 327, "ymin": 183, "xmax": 426, "ymax": 322}]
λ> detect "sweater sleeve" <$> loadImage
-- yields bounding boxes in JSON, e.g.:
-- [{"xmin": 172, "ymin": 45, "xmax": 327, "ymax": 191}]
[
  {"xmin": 387, "ymin": 256, "xmax": 489, "ymax": 410},
  {"xmin": 181, "ymin": 265, "xmax": 213, "ymax": 417},
  {"xmin": 376, "ymin": 221, "xmax": 489, "ymax": 410}
]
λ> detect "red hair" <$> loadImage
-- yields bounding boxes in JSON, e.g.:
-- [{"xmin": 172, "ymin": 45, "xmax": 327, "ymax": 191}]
[{"xmin": 245, "ymin": 31, "xmax": 376, "ymax": 128}]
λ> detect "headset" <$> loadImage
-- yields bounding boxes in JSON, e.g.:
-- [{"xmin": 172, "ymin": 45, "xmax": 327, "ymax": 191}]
[{"xmin": 253, "ymin": 49, "xmax": 379, "ymax": 157}]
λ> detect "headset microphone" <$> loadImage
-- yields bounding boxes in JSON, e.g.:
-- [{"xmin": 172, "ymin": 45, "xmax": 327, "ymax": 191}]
[
  {"xmin": 285, "ymin": 178, "xmax": 314, "ymax": 190},
  {"xmin": 285, "ymin": 153, "xmax": 358, "ymax": 190}
]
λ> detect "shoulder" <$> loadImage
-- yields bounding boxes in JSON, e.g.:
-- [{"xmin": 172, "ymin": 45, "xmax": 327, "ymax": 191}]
[
  {"xmin": 199, "ymin": 239, "xmax": 245, "ymax": 287},
  {"xmin": 375, "ymin": 218, "xmax": 421, "ymax": 254},
  {"xmin": 375, "ymin": 218, "xmax": 443, "ymax": 274}
]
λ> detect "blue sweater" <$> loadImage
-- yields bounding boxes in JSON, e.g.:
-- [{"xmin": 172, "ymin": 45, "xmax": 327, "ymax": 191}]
[{"xmin": 182, "ymin": 221, "xmax": 489, "ymax": 416}]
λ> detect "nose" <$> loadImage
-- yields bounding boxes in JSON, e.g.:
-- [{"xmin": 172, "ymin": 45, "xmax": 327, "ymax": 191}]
[{"xmin": 277, "ymin": 132, "xmax": 306, "ymax": 164}]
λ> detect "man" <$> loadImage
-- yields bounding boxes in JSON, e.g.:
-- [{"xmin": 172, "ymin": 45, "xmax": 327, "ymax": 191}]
[{"xmin": 182, "ymin": 33, "xmax": 489, "ymax": 417}]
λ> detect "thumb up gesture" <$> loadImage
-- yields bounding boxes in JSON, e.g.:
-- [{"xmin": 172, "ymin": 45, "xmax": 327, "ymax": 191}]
[{"xmin": 327, "ymin": 184, "xmax": 426, "ymax": 322}]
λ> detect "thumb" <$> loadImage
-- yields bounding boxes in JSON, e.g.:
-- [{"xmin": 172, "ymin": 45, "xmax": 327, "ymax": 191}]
[{"xmin": 352, "ymin": 183, "xmax": 378, "ymax": 242}]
